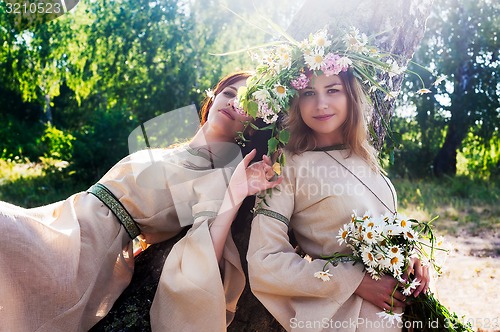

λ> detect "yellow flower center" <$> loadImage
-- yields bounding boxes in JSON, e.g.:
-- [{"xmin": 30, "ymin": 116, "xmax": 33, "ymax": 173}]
[
  {"xmin": 367, "ymin": 252, "xmax": 374, "ymax": 261},
  {"xmin": 275, "ymin": 85, "xmax": 286, "ymax": 94},
  {"xmin": 401, "ymin": 220, "xmax": 407, "ymax": 227},
  {"xmin": 272, "ymin": 162, "xmax": 281, "ymax": 175},
  {"xmin": 314, "ymin": 55, "xmax": 323, "ymax": 64},
  {"xmin": 391, "ymin": 257, "xmax": 399, "ymax": 265},
  {"xmin": 406, "ymin": 232, "xmax": 414, "ymax": 239},
  {"xmin": 342, "ymin": 230, "xmax": 348, "ymax": 239},
  {"xmin": 391, "ymin": 247, "xmax": 399, "ymax": 253},
  {"xmin": 367, "ymin": 232, "xmax": 374, "ymax": 239}
]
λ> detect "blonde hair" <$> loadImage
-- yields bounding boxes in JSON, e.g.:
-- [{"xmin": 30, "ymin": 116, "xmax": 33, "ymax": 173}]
[{"xmin": 285, "ymin": 70, "xmax": 380, "ymax": 171}]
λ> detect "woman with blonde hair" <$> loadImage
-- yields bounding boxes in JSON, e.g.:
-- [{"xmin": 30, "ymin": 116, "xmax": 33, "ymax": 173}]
[{"xmin": 242, "ymin": 28, "xmax": 431, "ymax": 331}]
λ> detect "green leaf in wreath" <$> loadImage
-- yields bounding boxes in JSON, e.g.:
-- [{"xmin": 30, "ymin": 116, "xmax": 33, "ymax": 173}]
[{"xmin": 278, "ymin": 129, "xmax": 290, "ymax": 144}]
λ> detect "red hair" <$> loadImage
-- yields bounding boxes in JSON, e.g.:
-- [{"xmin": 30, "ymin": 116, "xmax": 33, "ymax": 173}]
[{"xmin": 199, "ymin": 71, "xmax": 253, "ymax": 125}]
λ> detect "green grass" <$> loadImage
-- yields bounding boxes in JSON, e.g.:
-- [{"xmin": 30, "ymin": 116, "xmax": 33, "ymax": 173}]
[
  {"xmin": 393, "ymin": 176, "xmax": 500, "ymax": 236},
  {"xmin": 0, "ymin": 158, "xmax": 87, "ymax": 207}
]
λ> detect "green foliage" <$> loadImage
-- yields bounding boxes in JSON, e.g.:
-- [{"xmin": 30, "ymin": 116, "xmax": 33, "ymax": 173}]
[
  {"xmin": 70, "ymin": 109, "xmax": 134, "ymax": 183},
  {"xmin": 399, "ymin": 0, "xmax": 500, "ymax": 176},
  {"xmin": 39, "ymin": 125, "xmax": 75, "ymax": 160},
  {"xmin": 0, "ymin": 158, "xmax": 84, "ymax": 207},
  {"xmin": 1, "ymin": 0, "xmax": 305, "ymax": 183},
  {"xmin": 0, "ymin": 113, "xmax": 45, "ymax": 160},
  {"xmin": 0, "ymin": 114, "xmax": 75, "ymax": 162},
  {"xmin": 457, "ymin": 132, "xmax": 500, "ymax": 179},
  {"xmin": 388, "ymin": 116, "xmax": 445, "ymax": 178}
]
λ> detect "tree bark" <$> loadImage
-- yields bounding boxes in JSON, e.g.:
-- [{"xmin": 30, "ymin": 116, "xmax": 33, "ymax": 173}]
[
  {"xmin": 92, "ymin": 1, "xmax": 433, "ymax": 330},
  {"xmin": 432, "ymin": 101, "xmax": 470, "ymax": 177}
]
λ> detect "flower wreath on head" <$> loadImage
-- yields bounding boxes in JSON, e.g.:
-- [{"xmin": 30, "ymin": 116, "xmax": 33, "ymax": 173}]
[{"xmin": 232, "ymin": 26, "xmax": 433, "ymax": 173}]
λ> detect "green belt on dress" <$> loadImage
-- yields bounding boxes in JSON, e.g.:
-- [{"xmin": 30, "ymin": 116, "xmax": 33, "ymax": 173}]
[{"xmin": 87, "ymin": 183, "xmax": 141, "ymax": 239}]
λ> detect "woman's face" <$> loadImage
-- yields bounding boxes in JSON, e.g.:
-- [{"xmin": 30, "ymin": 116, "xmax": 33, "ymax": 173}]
[
  {"xmin": 298, "ymin": 74, "xmax": 348, "ymax": 147},
  {"xmin": 206, "ymin": 78, "xmax": 252, "ymax": 141}
]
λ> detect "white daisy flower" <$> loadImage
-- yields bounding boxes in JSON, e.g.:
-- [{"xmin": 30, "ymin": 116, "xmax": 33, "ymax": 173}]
[
  {"xmin": 205, "ymin": 89, "xmax": 215, "ymax": 100},
  {"xmin": 363, "ymin": 230, "xmax": 378, "ymax": 245},
  {"xmin": 311, "ymin": 29, "xmax": 332, "ymax": 49},
  {"xmin": 252, "ymin": 89, "xmax": 270, "ymax": 102},
  {"xmin": 344, "ymin": 27, "xmax": 369, "ymax": 52},
  {"xmin": 273, "ymin": 84, "xmax": 288, "ymax": 99},
  {"xmin": 387, "ymin": 59, "xmax": 407, "ymax": 78},
  {"xmin": 276, "ymin": 46, "xmax": 293, "ymax": 69},
  {"xmin": 263, "ymin": 112, "xmax": 279, "ymax": 124},
  {"xmin": 388, "ymin": 245, "xmax": 402, "ymax": 257},
  {"xmin": 402, "ymin": 279, "xmax": 421, "ymax": 296},
  {"xmin": 361, "ymin": 211, "xmax": 371, "ymax": 220},
  {"xmin": 314, "ymin": 270, "xmax": 333, "ymax": 282},
  {"xmin": 337, "ymin": 225, "xmax": 350, "ymax": 245},
  {"xmin": 395, "ymin": 215, "xmax": 412, "ymax": 231},
  {"xmin": 403, "ymin": 228, "xmax": 419, "ymax": 241},
  {"xmin": 361, "ymin": 246, "xmax": 377, "ymax": 267},
  {"xmin": 365, "ymin": 266, "xmax": 381, "ymax": 279},
  {"xmin": 376, "ymin": 310, "xmax": 403, "ymax": 326},
  {"xmin": 433, "ymin": 75, "xmax": 447, "ymax": 86},
  {"xmin": 417, "ymin": 88, "xmax": 432, "ymax": 95},
  {"xmin": 382, "ymin": 224, "xmax": 403, "ymax": 237},
  {"xmin": 304, "ymin": 48, "xmax": 325, "ymax": 71},
  {"xmin": 337, "ymin": 56, "xmax": 353, "ymax": 68},
  {"xmin": 389, "ymin": 252, "xmax": 405, "ymax": 272}
]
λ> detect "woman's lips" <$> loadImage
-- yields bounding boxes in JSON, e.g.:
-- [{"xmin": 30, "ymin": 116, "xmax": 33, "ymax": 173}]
[
  {"xmin": 219, "ymin": 109, "xmax": 235, "ymax": 120},
  {"xmin": 313, "ymin": 114, "xmax": 334, "ymax": 121}
]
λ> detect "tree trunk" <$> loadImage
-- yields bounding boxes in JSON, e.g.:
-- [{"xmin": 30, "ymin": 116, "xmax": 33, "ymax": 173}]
[
  {"xmin": 432, "ymin": 101, "xmax": 470, "ymax": 176},
  {"xmin": 432, "ymin": 6, "xmax": 472, "ymax": 177},
  {"xmin": 44, "ymin": 94, "xmax": 53, "ymax": 125},
  {"xmin": 92, "ymin": 1, "xmax": 433, "ymax": 330}
]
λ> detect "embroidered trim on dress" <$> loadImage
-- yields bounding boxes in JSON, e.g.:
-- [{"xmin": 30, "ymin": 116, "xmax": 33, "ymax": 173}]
[
  {"xmin": 254, "ymin": 209, "xmax": 290, "ymax": 227},
  {"xmin": 87, "ymin": 183, "xmax": 141, "ymax": 239}
]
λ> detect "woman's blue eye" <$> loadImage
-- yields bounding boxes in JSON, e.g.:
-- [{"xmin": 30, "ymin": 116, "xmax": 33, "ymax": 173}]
[
  {"xmin": 302, "ymin": 91, "xmax": 315, "ymax": 97},
  {"xmin": 223, "ymin": 91, "xmax": 236, "ymax": 98},
  {"xmin": 328, "ymin": 88, "xmax": 339, "ymax": 94}
]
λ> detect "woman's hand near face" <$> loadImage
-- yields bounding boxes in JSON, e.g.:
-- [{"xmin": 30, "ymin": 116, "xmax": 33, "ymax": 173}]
[
  {"xmin": 210, "ymin": 149, "xmax": 282, "ymax": 265},
  {"xmin": 229, "ymin": 149, "xmax": 282, "ymax": 202}
]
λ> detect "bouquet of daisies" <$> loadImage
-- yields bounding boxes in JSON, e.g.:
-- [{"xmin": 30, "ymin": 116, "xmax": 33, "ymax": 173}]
[{"xmin": 316, "ymin": 211, "xmax": 474, "ymax": 331}]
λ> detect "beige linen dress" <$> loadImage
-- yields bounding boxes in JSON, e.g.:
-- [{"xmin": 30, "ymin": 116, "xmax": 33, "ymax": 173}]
[
  {"xmin": 0, "ymin": 145, "xmax": 245, "ymax": 332},
  {"xmin": 247, "ymin": 148, "xmax": 402, "ymax": 332}
]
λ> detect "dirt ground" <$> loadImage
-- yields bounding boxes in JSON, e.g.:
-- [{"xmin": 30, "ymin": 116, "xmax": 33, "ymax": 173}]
[{"xmin": 433, "ymin": 232, "xmax": 500, "ymax": 332}]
